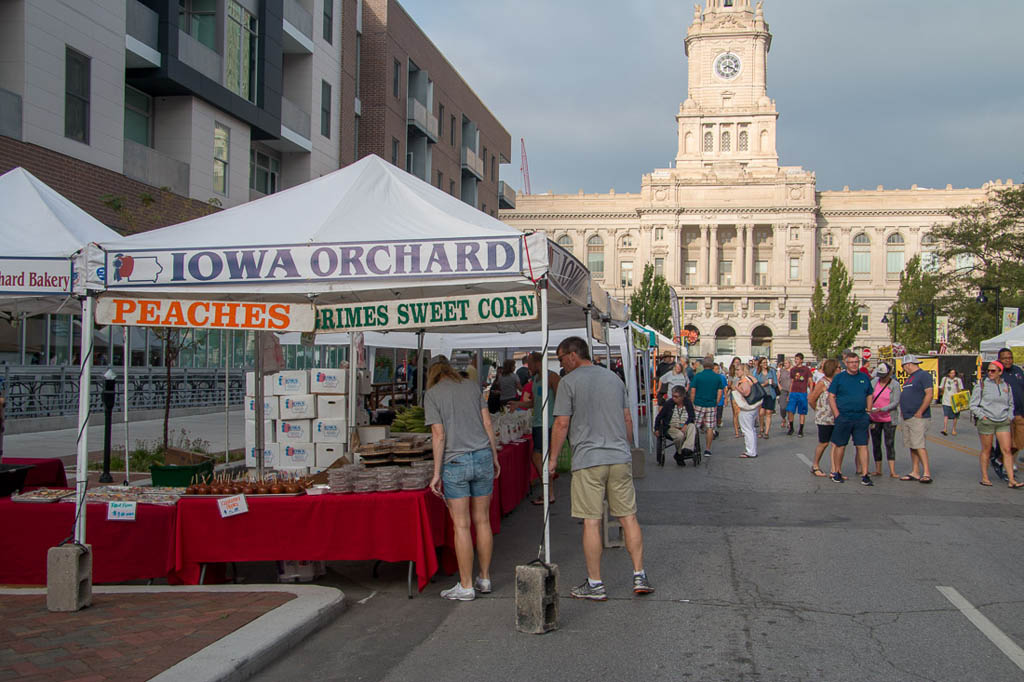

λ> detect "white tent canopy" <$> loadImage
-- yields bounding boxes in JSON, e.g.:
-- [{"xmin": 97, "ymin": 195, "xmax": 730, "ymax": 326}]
[
  {"xmin": 0, "ymin": 167, "xmax": 122, "ymax": 315},
  {"xmin": 980, "ymin": 323, "xmax": 1024, "ymax": 360}
]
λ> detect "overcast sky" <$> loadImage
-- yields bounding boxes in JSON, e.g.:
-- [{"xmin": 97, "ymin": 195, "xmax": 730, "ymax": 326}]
[{"xmin": 397, "ymin": 0, "xmax": 1024, "ymax": 195}]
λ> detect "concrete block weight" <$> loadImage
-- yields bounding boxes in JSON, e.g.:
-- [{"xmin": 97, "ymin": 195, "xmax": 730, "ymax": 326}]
[
  {"xmin": 631, "ymin": 447, "xmax": 646, "ymax": 479},
  {"xmin": 515, "ymin": 562, "xmax": 559, "ymax": 634},
  {"xmin": 602, "ymin": 500, "xmax": 624, "ymax": 548},
  {"xmin": 47, "ymin": 544, "xmax": 92, "ymax": 612}
]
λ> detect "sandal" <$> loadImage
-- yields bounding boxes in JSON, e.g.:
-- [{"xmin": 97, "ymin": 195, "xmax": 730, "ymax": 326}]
[
  {"xmin": 940, "ymin": 430, "xmax": 948, "ymax": 436},
  {"xmin": 531, "ymin": 497, "xmax": 555, "ymax": 505},
  {"xmin": 899, "ymin": 474, "xmax": 921, "ymax": 482},
  {"xmin": 740, "ymin": 453, "xmax": 757, "ymax": 458},
  {"xmin": 1009, "ymin": 482, "xmax": 1024, "ymax": 489},
  {"xmin": 979, "ymin": 481, "xmax": 993, "ymax": 487},
  {"xmin": 811, "ymin": 467, "xmax": 827, "ymax": 477},
  {"xmin": 919, "ymin": 476, "xmax": 933, "ymax": 484}
]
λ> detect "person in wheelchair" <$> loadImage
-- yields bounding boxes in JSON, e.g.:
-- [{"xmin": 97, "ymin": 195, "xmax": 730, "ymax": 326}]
[{"xmin": 654, "ymin": 385, "xmax": 698, "ymax": 466}]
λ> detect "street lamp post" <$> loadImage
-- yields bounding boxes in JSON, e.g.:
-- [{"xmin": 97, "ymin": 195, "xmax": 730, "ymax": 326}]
[
  {"xmin": 977, "ymin": 286, "xmax": 1002, "ymax": 337},
  {"xmin": 916, "ymin": 303, "xmax": 937, "ymax": 352},
  {"xmin": 99, "ymin": 368, "xmax": 117, "ymax": 484},
  {"xmin": 880, "ymin": 307, "xmax": 911, "ymax": 345}
]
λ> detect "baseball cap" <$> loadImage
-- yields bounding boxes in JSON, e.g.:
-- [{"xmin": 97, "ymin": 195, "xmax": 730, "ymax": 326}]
[
  {"xmin": 902, "ymin": 354, "xmax": 920, "ymax": 365},
  {"xmin": 428, "ymin": 354, "xmax": 450, "ymax": 367},
  {"xmin": 876, "ymin": 362, "xmax": 891, "ymax": 375}
]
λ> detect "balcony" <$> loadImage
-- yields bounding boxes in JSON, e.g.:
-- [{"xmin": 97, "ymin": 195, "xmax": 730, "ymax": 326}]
[
  {"xmin": 282, "ymin": 0, "xmax": 314, "ymax": 53},
  {"xmin": 177, "ymin": 30, "xmax": 222, "ymax": 84},
  {"xmin": 406, "ymin": 98, "xmax": 438, "ymax": 142},
  {"xmin": 0, "ymin": 87, "xmax": 22, "ymax": 140},
  {"xmin": 122, "ymin": 139, "xmax": 190, "ymax": 196},
  {"xmin": 275, "ymin": 96, "xmax": 312, "ymax": 152},
  {"xmin": 498, "ymin": 180, "xmax": 515, "ymax": 209},
  {"xmin": 125, "ymin": 0, "xmax": 161, "ymax": 68},
  {"xmin": 461, "ymin": 146, "xmax": 484, "ymax": 180}
]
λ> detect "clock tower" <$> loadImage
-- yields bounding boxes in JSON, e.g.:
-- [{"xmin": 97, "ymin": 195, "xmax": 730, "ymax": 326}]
[{"xmin": 675, "ymin": 0, "xmax": 778, "ymax": 174}]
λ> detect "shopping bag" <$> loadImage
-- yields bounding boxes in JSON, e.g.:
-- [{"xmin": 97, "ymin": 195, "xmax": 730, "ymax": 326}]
[
  {"xmin": 951, "ymin": 390, "xmax": 970, "ymax": 414},
  {"xmin": 556, "ymin": 441, "xmax": 572, "ymax": 474}
]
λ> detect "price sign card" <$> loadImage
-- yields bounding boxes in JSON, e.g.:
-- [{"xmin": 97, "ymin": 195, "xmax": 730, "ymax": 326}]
[
  {"xmin": 107, "ymin": 501, "xmax": 137, "ymax": 521},
  {"xmin": 218, "ymin": 494, "xmax": 249, "ymax": 518}
]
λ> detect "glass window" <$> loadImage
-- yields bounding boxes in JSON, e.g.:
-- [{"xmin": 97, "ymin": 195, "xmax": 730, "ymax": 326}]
[
  {"xmin": 789, "ymin": 257, "xmax": 800, "ymax": 280},
  {"xmin": 391, "ymin": 138, "xmax": 399, "ymax": 165},
  {"xmin": 852, "ymin": 232, "xmax": 871, "ymax": 245},
  {"xmin": 482, "ymin": 147, "xmax": 487, "ymax": 177},
  {"xmin": 704, "ymin": 131, "xmax": 713, "ymax": 152},
  {"xmin": 717, "ymin": 301, "xmax": 734, "ymax": 313},
  {"xmin": 438, "ymin": 104, "xmax": 444, "ymax": 138},
  {"xmin": 853, "ymin": 251, "xmax": 871, "ymax": 276},
  {"xmin": 179, "ymin": 0, "xmax": 216, "ymax": 50},
  {"xmin": 65, "ymin": 47, "xmax": 90, "ymax": 143},
  {"xmin": 886, "ymin": 250, "xmax": 904, "ymax": 278},
  {"xmin": 436, "ymin": 170, "xmax": 442, "ymax": 188},
  {"xmin": 886, "ymin": 233, "xmax": 904, "ymax": 245},
  {"xmin": 921, "ymin": 251, "xmax": 939, "ymax": 272},
  {"xmin": 683, "ymin": 300, "xmax": 698, "ymax": 312},
  {"xmin": 249, "ymin": 148, "xmax": 280, "ymax": 194},
  {"xmin": 226, "ymin": 0, "xmax": 258, "ymax": 103},
  {"xmin": 450, "ymin": 114, "xmax": 456, "ymax": 145},
  {"xmin": 754, "ymin": 260, "xmax": 767, "ymax": 285},
  {"xmin": 323, "ymin": 0, "xmax": 333, "ymax": 43},
  {"xmin": 715, "ymin": 328, "xmax": 736, "ymax": 354},
  {"xmin": 393, "ymin": 59, "xmax": 401, "ymax": 98},
  {"xmin": 738, "ymin": 129, "xmax": 749, "ymax": 152},
  {"xmin": 449, "ymin": 179, "xmax": 455, "ymax": 195},
  {"xmin": 587, "ymin": 235, "xmax": 604, "ymax": 277},
  {"xmin": 721, "ymin": 130, "xmax": 731, "ymax": 152},
  {"xmin": 655, "ymin": 227, "xmax": 664, "ymax": 240},
  {"xmin": 789, "ymin": 310, "xmax": 798, "ymax": 331},
  {"xmin": 556, "ymin": 234, "xmax": 573, "ymax": 252},
  {"xmin": 353, "ymin": 114, "xmax": 359, "ymax": 161},
  {"xmin": 821, "ymin": 231, "xmax": 834, "ymax": 247},
  {"xmin": 654, "ymin": 257, "xmax": 664, "ymax": 278},
  {"xmin": 790, "ymin": 226, "xmax": 799, "ymax": 241},
  {"xmin": 621, "ymin": 233, "xmax": 633, "ymax": 248},
  {"xmin": 684, "ymin": 260, "xmax": 697, "ymax": 285},
  {"xmin": 718, "ymin": 260, "xmax": 732, "ymax": 286},
  {"xmin": 620, "ymin": 261, "xmax": 634, "ymax": 288},
  {"xmin": 124, "ymin": 85, "xmax": 151, "ymax": 146},
  {"xmin": 355, "ymin": 34, "xmax": 361, "ymax": 98},
  {"xmin": 820, "ymin": 259, "xmax": 832, "ymax": 282},
  {"xmin": 859, "ymin": 306, "xmax": 870, "ymax": 332},
  {"xmin": 954, "ymin": 253, "xmax": 974, "ymax": 271},
  {"xmin": 320, "ymin": 80, "xmax": 331, "ymax": 138},
  {"xmin": 213, "ymin": 123, "xmax": 229, "ymax": 195},
  {"xmin": 753, "ymin": 301, "xmax": 771, "ymax": 312}
]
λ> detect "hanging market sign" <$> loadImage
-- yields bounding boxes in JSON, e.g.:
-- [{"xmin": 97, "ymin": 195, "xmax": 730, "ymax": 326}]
[
  {"xmin": 96, "ymin": 296, "xmax": 316, "ymax": 331},
  {"xmin": 547, "ymin": 242, "xmax": 590, "ymax": 306},
  {"xmin": 103, "ymin": 237, "xmax": 526, "ymax": 288},
  {"xmin": 316, "ymin": 291, "xmax": 538, "ymax": 333},
  {"xmin": 0, "ymin": 257, "xmax": 73, "ymax": 294}
]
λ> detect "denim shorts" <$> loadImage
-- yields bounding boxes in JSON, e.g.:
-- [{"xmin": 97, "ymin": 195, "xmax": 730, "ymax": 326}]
[{"xmin": 442, "ymin": 448, "xmax": 494, "ymax": 500}]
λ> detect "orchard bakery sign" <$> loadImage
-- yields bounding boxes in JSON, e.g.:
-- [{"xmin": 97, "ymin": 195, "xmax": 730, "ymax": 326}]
[
  {"xmin": 105, "ymin": 237, "xmax": 525, "ymax": 287},
  {"xmin": 0, "ymin": 257, "xmax": 73, "ymax": 294},
  {"xmin": 316, "ymin": 292, "xmax": 538, "ymax": 333}
]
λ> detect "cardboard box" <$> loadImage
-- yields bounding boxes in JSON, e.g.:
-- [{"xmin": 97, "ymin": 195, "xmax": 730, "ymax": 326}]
[
  {"xmin": 273, "ymin": 370, "xmax": 309, "ymax": 395},
  {"xmin": 278, "ymin": 419, "xmax": 313, "ymax": 442},
  {"xmin": 357, "ymin": 425, "xmax": 389, "ymax": 443},
  {"xmin": 244, "ymin": 419, "xmax": 275, "ymax": 446},
  {"xmin": 279, "ymin": 394, "xmax": 316, "ymax": 420},
  {"xmin": 244, "ymin": 396, "xmax": 279, "ymax": 420},
  {"xmin": 279, "ymin": 442, "xmax": 314, "ymax": 468},
  {"xmin": 315, "ymin": 443, "xmax": 345, "ymax": 468},
  {"xmin": 316, "ymin": 395, "xmax": 347, "ymax": 419},
  {"xmin": 313, "ymin": 418, "xmax": 348, "ymax": 443},
  {"xmin": 310, "ymin": 368, "xmax": 348, "ymax": 394},
  {"xmin": 245, "ymin": 373, "xmax": 275, "ymax": 396},
  {"xmin": 246, "ymin": 443, "xmax": 279, "ymax": 468}
]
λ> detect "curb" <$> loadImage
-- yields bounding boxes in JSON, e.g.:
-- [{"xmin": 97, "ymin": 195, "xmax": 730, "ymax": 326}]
[{"xmin": 0, "ymin": 583, "xmax": 346, "ymax": 682}]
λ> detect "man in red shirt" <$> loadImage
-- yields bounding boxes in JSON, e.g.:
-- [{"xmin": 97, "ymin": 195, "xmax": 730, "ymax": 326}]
[{"xmin": 786, "ymin": 353, "xmax": 815, "ymax": 437}]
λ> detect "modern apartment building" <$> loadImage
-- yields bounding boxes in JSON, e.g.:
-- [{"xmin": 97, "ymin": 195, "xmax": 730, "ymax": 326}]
[{"xmin": 0, "ymin": 0, "xmax": 511, "ymax": 234}]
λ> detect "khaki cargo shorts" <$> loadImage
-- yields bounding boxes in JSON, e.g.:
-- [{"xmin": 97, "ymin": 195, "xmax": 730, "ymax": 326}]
[
  {"xmin": 901, "ymin": 417, "xmax": 928, "ymax": 450},
  {"xmin": 570, "ymin": 463, "xmax": 637, "ymax": 520}
]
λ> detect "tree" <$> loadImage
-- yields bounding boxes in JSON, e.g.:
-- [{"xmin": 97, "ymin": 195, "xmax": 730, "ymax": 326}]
[
  {"xmin": 151, "ymin": 327, "xmax": 198, "ymax": 451},
  {"xmin": 629, "ymin": 264, "xmax": 672, "ymax": 337},
  {"xmin": 930, "ymin": 184, "xmax": 1024, "ymax": 349},
  {"xmin": 807, "ymin": 259, "xmax": 861, "ymax": 360},
  {"xmin": 889, "ymin": 255, "xmax": 941, "ymax": 352}
]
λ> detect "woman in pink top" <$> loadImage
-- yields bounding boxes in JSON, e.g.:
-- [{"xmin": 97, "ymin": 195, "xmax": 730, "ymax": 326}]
[{"xmin": 868, "ymin": 363, "xmax": 901, "ymax": 478}]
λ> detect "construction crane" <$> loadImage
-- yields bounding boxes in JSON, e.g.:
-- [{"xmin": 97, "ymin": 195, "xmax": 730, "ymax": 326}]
[{"xmin": 520, "ymin": 137, "xmax": 531, "ymax": 196}]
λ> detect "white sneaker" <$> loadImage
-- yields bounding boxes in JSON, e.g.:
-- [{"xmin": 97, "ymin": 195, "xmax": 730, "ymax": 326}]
[
  {"xmin": 474, "ymin": 577, "xmax": 492, "ymax": 594},
  {"xmin": 440, "ymin": 583, "xmax": 475, "ymax": 601}
]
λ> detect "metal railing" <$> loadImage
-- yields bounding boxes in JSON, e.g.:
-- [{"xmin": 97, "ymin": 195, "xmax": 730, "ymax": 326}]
[{"xmin": 0, "ymin": 366, "xmax": 246, "ymax": 420}]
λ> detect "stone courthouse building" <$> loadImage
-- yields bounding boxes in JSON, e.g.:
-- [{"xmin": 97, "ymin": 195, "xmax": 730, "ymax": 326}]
[{"xmin": 501, "ymin": 0, "xmax": 1003, "ymax": 359}]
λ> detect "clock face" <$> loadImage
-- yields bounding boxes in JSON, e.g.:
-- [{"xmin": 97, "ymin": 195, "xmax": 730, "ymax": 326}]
[{"xmin": 714, "ymin": 52, "xmax": 742, "ymax": 80}]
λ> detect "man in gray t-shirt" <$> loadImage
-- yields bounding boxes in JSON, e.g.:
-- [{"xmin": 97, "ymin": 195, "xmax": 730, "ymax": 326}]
[{"xmin": 548, "ymin": 336, "xmax": 653, "ymax": 600}]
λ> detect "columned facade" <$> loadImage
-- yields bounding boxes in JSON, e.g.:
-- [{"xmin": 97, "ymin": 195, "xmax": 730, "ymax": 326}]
[{"xmin": 501, "ymin": 0, "xmax": 995, "ymax": 359}]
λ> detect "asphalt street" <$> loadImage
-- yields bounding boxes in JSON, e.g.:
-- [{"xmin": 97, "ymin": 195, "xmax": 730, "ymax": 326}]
[{"xmin": 255, "ymin": 412, "xmax": 1024, "ymax": 682}]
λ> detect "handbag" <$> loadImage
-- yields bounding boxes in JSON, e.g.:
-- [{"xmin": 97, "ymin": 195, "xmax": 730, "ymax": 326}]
[{"xmin": 732, "ymin": 378, "xmax": 764, "ymax": 411}]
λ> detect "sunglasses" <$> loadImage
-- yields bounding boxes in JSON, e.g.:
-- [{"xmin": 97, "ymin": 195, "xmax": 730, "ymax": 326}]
[{"xmin": 988, "ymin": 369, "xmax": 1001, "ymax": 374}]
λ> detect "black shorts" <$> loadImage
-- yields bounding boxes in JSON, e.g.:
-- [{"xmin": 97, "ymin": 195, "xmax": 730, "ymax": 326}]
[{"xmin": 817, "ymin": 424, "xmax": 834, "ymax": 444}]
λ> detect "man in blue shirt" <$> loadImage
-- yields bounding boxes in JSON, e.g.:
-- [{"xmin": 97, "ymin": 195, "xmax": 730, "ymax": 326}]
[
  {"xmin": 828, "ymin": 351, "xmax": 874, "ymax": 486},
  {"xmin": 689, "ymin": 356, "xmax": 723, "ymax": 457},
  {"xmin": 899, "ymin": 355, "xmax": 934, "ymax": 483}
]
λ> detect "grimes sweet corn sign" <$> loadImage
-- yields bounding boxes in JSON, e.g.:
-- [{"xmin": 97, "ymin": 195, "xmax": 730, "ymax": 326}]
[{"xmin": 316, "ymin": 292, "xmax": 538, "ymax": 333}]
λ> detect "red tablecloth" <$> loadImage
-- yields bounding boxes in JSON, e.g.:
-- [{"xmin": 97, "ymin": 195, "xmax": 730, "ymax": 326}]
[
  {"xmin": 1, "ymin": 457, "xmax": 68, "ymax": 488},
  {"xmin": 171, "ymin": 490, "xmax": 447, "ymax": 591},
  {"xmin": 497, "ymin": 438, "xmax": 533, "ymax": 515},
  {"xmin": 0, "ymin": 497, "xmax": 176, "ymax": 585}
]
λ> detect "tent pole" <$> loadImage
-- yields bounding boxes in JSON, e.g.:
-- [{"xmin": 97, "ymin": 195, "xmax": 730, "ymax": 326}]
[
  {"xmin": 348, "ymin": 334, "xmax": 358, "ymax": 463},
  {"xmin": 540, "ymin": 281, "xmax": 551, "ymax": 564},
  {"xmin": 603, "ymin": 320, "xmax": 612, "ymax": 366},
  {"xmin": 224, "ymin": 329, "xmax": 230, "ymax": 465},
  {"xmin": 583, "ymin": 307, "xmax": 594, "ymax": 361},
  {"xmin": 123, "ymin": 326, "xmax": 130, "ymax": 484},
  {"xmin": 624, "ymin": 327, "xmax": 640, "ymax": 445},
  {"xmin": 74, "ymin": 295, "xmax": 95, "ymax": 544},
  {"xmin": 416, "ymin": 331, "xmax": 424, "ymax": 405},
  {"xmin": 255, "ymin": 331, "xmax": 265, "ymax": 478}
]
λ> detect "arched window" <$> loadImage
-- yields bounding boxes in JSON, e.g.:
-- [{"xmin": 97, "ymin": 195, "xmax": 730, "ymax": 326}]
[
  {"xmin": 738, "ymin": 130, "xmax": 749, "ymax": 152},
  {"xmin": 751, "ymin": 325, "xmax": 772, "ymax": 358},
  {"xmin": 620, "ymin": 233, "xmax": 634, "ymax": 248},
  {"xmin": 556, "ymin": 234, "xmax": 573, "ymax": 251},
  {"xmin": 721, "ymin": 131, "xmax": 731, "ymax": 152},
  {"xmin": 920, "ymin": 234, "xmax": 939, "ymax": 272},
  {"xmin": 587, "ymin": 235, "xmax": 604, "ymax": 277},
  {"xmin": 852, "ymin": 232, "xmax": 871, "ymax": 277},
  {"xmin": 715, "ymin": 325, "xmax": 736, "ymax": 355},
  {"xmin": 886, "ymin": 232, "xmax": 905, "ymax": 279},
  {"xmin": 704, "ymin": 131, "xmax": 714, "ymax": 152}
]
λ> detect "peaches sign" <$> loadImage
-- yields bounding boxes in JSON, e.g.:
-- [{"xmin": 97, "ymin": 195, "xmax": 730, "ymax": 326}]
[{"xmin": 95, "ymin": 296, "xmax": 315, "ymax": 332}]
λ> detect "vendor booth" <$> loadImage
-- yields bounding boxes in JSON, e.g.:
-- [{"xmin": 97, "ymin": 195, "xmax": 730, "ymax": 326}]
[{"xmin": 980, "ymin": 323, "xmax": 1024, "ymax": 361}]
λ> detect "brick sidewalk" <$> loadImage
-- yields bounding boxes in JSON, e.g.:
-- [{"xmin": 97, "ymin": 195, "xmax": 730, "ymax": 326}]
[{"xmin": 0, "ymin": 591, "xmax": 294, "ymax": 681}]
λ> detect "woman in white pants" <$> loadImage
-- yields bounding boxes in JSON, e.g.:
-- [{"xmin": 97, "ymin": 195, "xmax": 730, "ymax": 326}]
[{"xmin": 734, "ymin": 364, "xmax": 763, "ymax": 458}]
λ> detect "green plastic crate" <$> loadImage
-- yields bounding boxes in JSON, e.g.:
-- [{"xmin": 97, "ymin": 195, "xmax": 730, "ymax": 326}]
[{"xmin": 149, "ymin": 461, "xmax": 214, "ymax": 487}]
